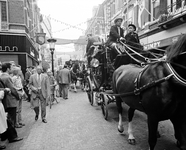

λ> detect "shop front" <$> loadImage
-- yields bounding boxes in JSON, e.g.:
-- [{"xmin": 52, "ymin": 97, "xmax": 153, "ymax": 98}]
[{"xmin": 0, "ymin": 33, "xmax": 39, "ymax": 75}]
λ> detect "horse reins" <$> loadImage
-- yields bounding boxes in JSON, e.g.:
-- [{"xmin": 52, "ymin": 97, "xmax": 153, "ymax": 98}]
[
  {"xmin": 100, "ymin": 73, "xmax": 173, "ymax": 97},
  {"xmin": 100, "ymin": 46, "xmax": 186, "ymax": 97}
]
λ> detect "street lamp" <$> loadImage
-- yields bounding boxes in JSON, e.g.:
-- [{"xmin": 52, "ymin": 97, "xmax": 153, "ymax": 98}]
[{"xmin": 47, "ymin": 38, "xmax": 57, "ymax": 76}]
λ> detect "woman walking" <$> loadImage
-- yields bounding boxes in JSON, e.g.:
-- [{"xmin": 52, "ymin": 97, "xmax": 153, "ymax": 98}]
[{"xmin": 12, "ymin": 67, "xmax": 25, "ymax": 128}]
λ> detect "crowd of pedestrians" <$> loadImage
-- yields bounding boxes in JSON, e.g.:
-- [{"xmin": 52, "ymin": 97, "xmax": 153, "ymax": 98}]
[
  {"xmin": 0, "ymin": 62, "xmax": 24, "ymax": 149},
  {"xmin": 0, "ymin": 60, "xmax": 86, "ymax": 149}
]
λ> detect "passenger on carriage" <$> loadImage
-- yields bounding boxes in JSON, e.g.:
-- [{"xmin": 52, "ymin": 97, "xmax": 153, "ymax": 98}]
[
  {"xmin": 125, "ymin": 24, "xmax": 142, "ymax": 53},
  {"xmin": 106, "ymin": 17, "xmax": 125, "ymax": 61}
]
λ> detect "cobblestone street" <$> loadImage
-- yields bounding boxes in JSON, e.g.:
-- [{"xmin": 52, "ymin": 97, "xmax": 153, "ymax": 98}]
[{"xmin": 6, "ymin": 90, "xmax": 179, "ymax": 150}]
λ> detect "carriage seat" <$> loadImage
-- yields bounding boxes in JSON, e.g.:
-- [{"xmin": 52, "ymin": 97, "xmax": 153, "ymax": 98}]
[{"xmin": 93, "ymin": 41, "xmax": 103, "ymax": 46}]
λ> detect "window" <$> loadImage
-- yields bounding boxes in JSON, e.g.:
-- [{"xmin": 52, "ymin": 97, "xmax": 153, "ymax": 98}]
[
  {"xmin": 0, "ymin": 1, "xmax": 8, "ymax": 30},
  {"xmin": 1, "ymin": 1, "xmax": 7, "ymax": 22},
  {"xmin": 153, "ymin": 0, "xmax": 160, "ymax": 20},
  {"xmin": 176, "ymin": 0, "xmax": 182, "ymax": 9},
  {"xmin": 128, "ymin": 9, "xmax": 134, "ymax": 23}
]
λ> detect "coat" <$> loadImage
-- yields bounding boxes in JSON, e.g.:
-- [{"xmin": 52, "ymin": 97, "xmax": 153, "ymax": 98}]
[
  {"xmin": 58, "ymin": 68, "xmax": 71, "ymax": 84},
  {"xmin": 0, "ymin": 79, "xmax": 7, "ymax": 134},
  {"xmin": 0, "ymin": 73, "xmax": 19, "ymax": 109},
  {"xmin": 25, "ymin": 71, "xmax": 31, "ymax": 84},
  {"xmin": 29, "ymin": 73, "xmax": 50, "ymax": 100},
  {"xmin": 124, "ymin": 32, "xmax": 143, "ymax": 52},
  {"xmin": 106, "ymin": 25, "xmax": 124, "ymax": 45}
]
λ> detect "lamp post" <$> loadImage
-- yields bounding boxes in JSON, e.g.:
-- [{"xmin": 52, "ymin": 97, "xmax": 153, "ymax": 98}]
[{"xmin": 47, "ymin": 38, "xmax": 57, "ymax": 76}]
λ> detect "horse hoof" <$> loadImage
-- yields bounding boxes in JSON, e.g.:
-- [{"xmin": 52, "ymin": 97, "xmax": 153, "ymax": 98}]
[
  {"xmin": 128, "ymin": 139, "xmax": 136, "ymax": 145},
  {"xmin": 118, "ymin": 125, "xmax": 124, "ymax": 133}
]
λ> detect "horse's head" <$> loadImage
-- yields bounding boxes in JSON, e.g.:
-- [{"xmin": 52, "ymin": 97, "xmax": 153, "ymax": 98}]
[{"xmin": 166, "ymin": 35, "xmax": 186, "ymax": 149}]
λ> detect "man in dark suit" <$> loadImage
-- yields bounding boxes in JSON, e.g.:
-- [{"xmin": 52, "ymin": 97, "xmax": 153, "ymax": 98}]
[
  {"xmin": 0, "ymin": 62, "xmax": 19, "ymax": 127},
  {"xmin": 58, "ymin": 65, "xmax": 71, "ymax": 99},
  {"xmin": 106, "ymin": 17, "xmax": 125, "ymax": 60}
]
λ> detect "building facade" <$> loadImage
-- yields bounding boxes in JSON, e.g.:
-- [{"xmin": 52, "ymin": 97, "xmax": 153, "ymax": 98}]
[
  {"xmin": 0, "ymin": 0, "xmax": 43, "ymax": 74},
  {"xmin": 85, "ymin": 0, "xmax": 186, "ymax": 50}
]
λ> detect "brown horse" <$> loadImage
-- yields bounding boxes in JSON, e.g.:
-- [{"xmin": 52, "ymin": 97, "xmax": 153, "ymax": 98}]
[{"xmin": 112, "ymin": 34, "xmax": 186, "ymax": 150}]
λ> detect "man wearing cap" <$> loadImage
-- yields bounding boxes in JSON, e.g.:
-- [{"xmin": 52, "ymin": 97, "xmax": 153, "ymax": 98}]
[
  {"xmin": 125, "ymin": 24, "xmax": 142, "ymax": 52},
  {"xmin": 106, "ymin": 17, "xmax": 125, "ymax": 60}
]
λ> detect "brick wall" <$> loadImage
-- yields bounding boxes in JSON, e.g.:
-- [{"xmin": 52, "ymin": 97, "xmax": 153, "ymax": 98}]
[{"xmin": 8, "ymin": 0, "xmax": 24, "ymax": 24}]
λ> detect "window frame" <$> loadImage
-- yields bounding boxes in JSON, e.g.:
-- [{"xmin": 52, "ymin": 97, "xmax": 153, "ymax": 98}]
[{"xmin": 0, "ymin": 0, "xmax": 8, "ymax": 31}]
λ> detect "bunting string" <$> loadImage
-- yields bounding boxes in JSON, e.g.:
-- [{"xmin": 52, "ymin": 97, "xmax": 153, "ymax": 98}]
[{"xmin": 41, "ymin": 14, "xmax": 105, "ymax": 33}]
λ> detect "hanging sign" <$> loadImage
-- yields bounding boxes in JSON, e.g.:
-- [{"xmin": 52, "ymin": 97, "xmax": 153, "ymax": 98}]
[{"xmin": 36, "ymin": 33, "xmax": 46, "ymax": 45}]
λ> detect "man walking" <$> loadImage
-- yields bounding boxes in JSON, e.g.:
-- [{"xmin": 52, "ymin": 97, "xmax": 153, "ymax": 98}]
[
  {"xmin": 59, "ymin": 65, "xmax": 71, "ymax": 99},
  {"xmin": 29, "ymin": 66, "xmax": 50, "ymax": 123},
  {"xmin": 57, "ymin": 66, "xmax": 63, "ymax": 97}
]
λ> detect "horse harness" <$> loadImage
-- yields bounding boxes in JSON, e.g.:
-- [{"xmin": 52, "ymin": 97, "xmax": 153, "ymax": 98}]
[
  {"xmin": 101, "ymin": 62, "xmax": 173, "ymax": 97},
  {"xmin": 102, "ymin": 54, "xmax": 186, "ymax": 100}
]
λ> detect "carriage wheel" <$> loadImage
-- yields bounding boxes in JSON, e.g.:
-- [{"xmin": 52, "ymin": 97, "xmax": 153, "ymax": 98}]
[
  {"xmin": 86, "ymin": 76, "xmax": 94, "ymax": 105},
  {"xmin": 100, "ymin": 94, "xmax": 108, "ymax": 120}
]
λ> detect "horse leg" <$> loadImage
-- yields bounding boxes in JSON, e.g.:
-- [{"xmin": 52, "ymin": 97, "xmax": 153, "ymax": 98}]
[
  {"xmin": 128, "ymin": 107, "xmax": 136, "ymax": 145},
  {"xmin": 116, "ymin": 97, "xmax": 124, "ymax": 133},
  {"xmin": 147, "ymin": 116, "xmax": 159, "ymax": 150}
]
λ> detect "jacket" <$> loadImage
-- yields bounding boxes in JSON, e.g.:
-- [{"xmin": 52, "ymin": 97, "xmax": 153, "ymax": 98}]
[
  {"xmin": 0, "ymin": 73, "xmax": 19, "ymax": 109},
  {"xmin": 106, "ymin": 25, "xmax": 124, "ymax": 45},
  {"xmin": 124, "ymin": 32, "xmax": 143, "ymax": 52},
  {"xmin": 59, "ymin": 68, "xmax": 71, "ymax": 84},
  {"xmin": 29, "ymin": 73, "xmax": 50, "ymax": 99}
]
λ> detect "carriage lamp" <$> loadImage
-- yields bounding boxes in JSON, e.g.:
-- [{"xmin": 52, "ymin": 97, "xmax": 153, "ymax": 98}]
[
  {"xmin": 47, "ymin": 38, "xmax": 57, "ymax": 76},
  {"xmin": 91, "ymin": 58, "xmax": 99, "ymax": 68}
]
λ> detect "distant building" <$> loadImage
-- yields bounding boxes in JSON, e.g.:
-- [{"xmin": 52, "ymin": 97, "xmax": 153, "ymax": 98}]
[{"xmin": 85, "ymin": 3, "xmax": 105, "ymax": 40}]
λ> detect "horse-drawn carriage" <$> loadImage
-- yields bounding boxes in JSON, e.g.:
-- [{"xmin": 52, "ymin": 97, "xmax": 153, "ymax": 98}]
[
  {"xmin": 85, "ymin": 40, "xmax": 161, "ymax": 119},
  {"xmin": 85, "ymin": 35, "xmax": 186, "ymax": 150}
]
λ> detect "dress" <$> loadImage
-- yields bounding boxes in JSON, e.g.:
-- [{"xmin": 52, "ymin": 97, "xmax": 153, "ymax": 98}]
[{"xmin": 0, "ymin": 100, "xmax": 7, "ymax": 134}]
